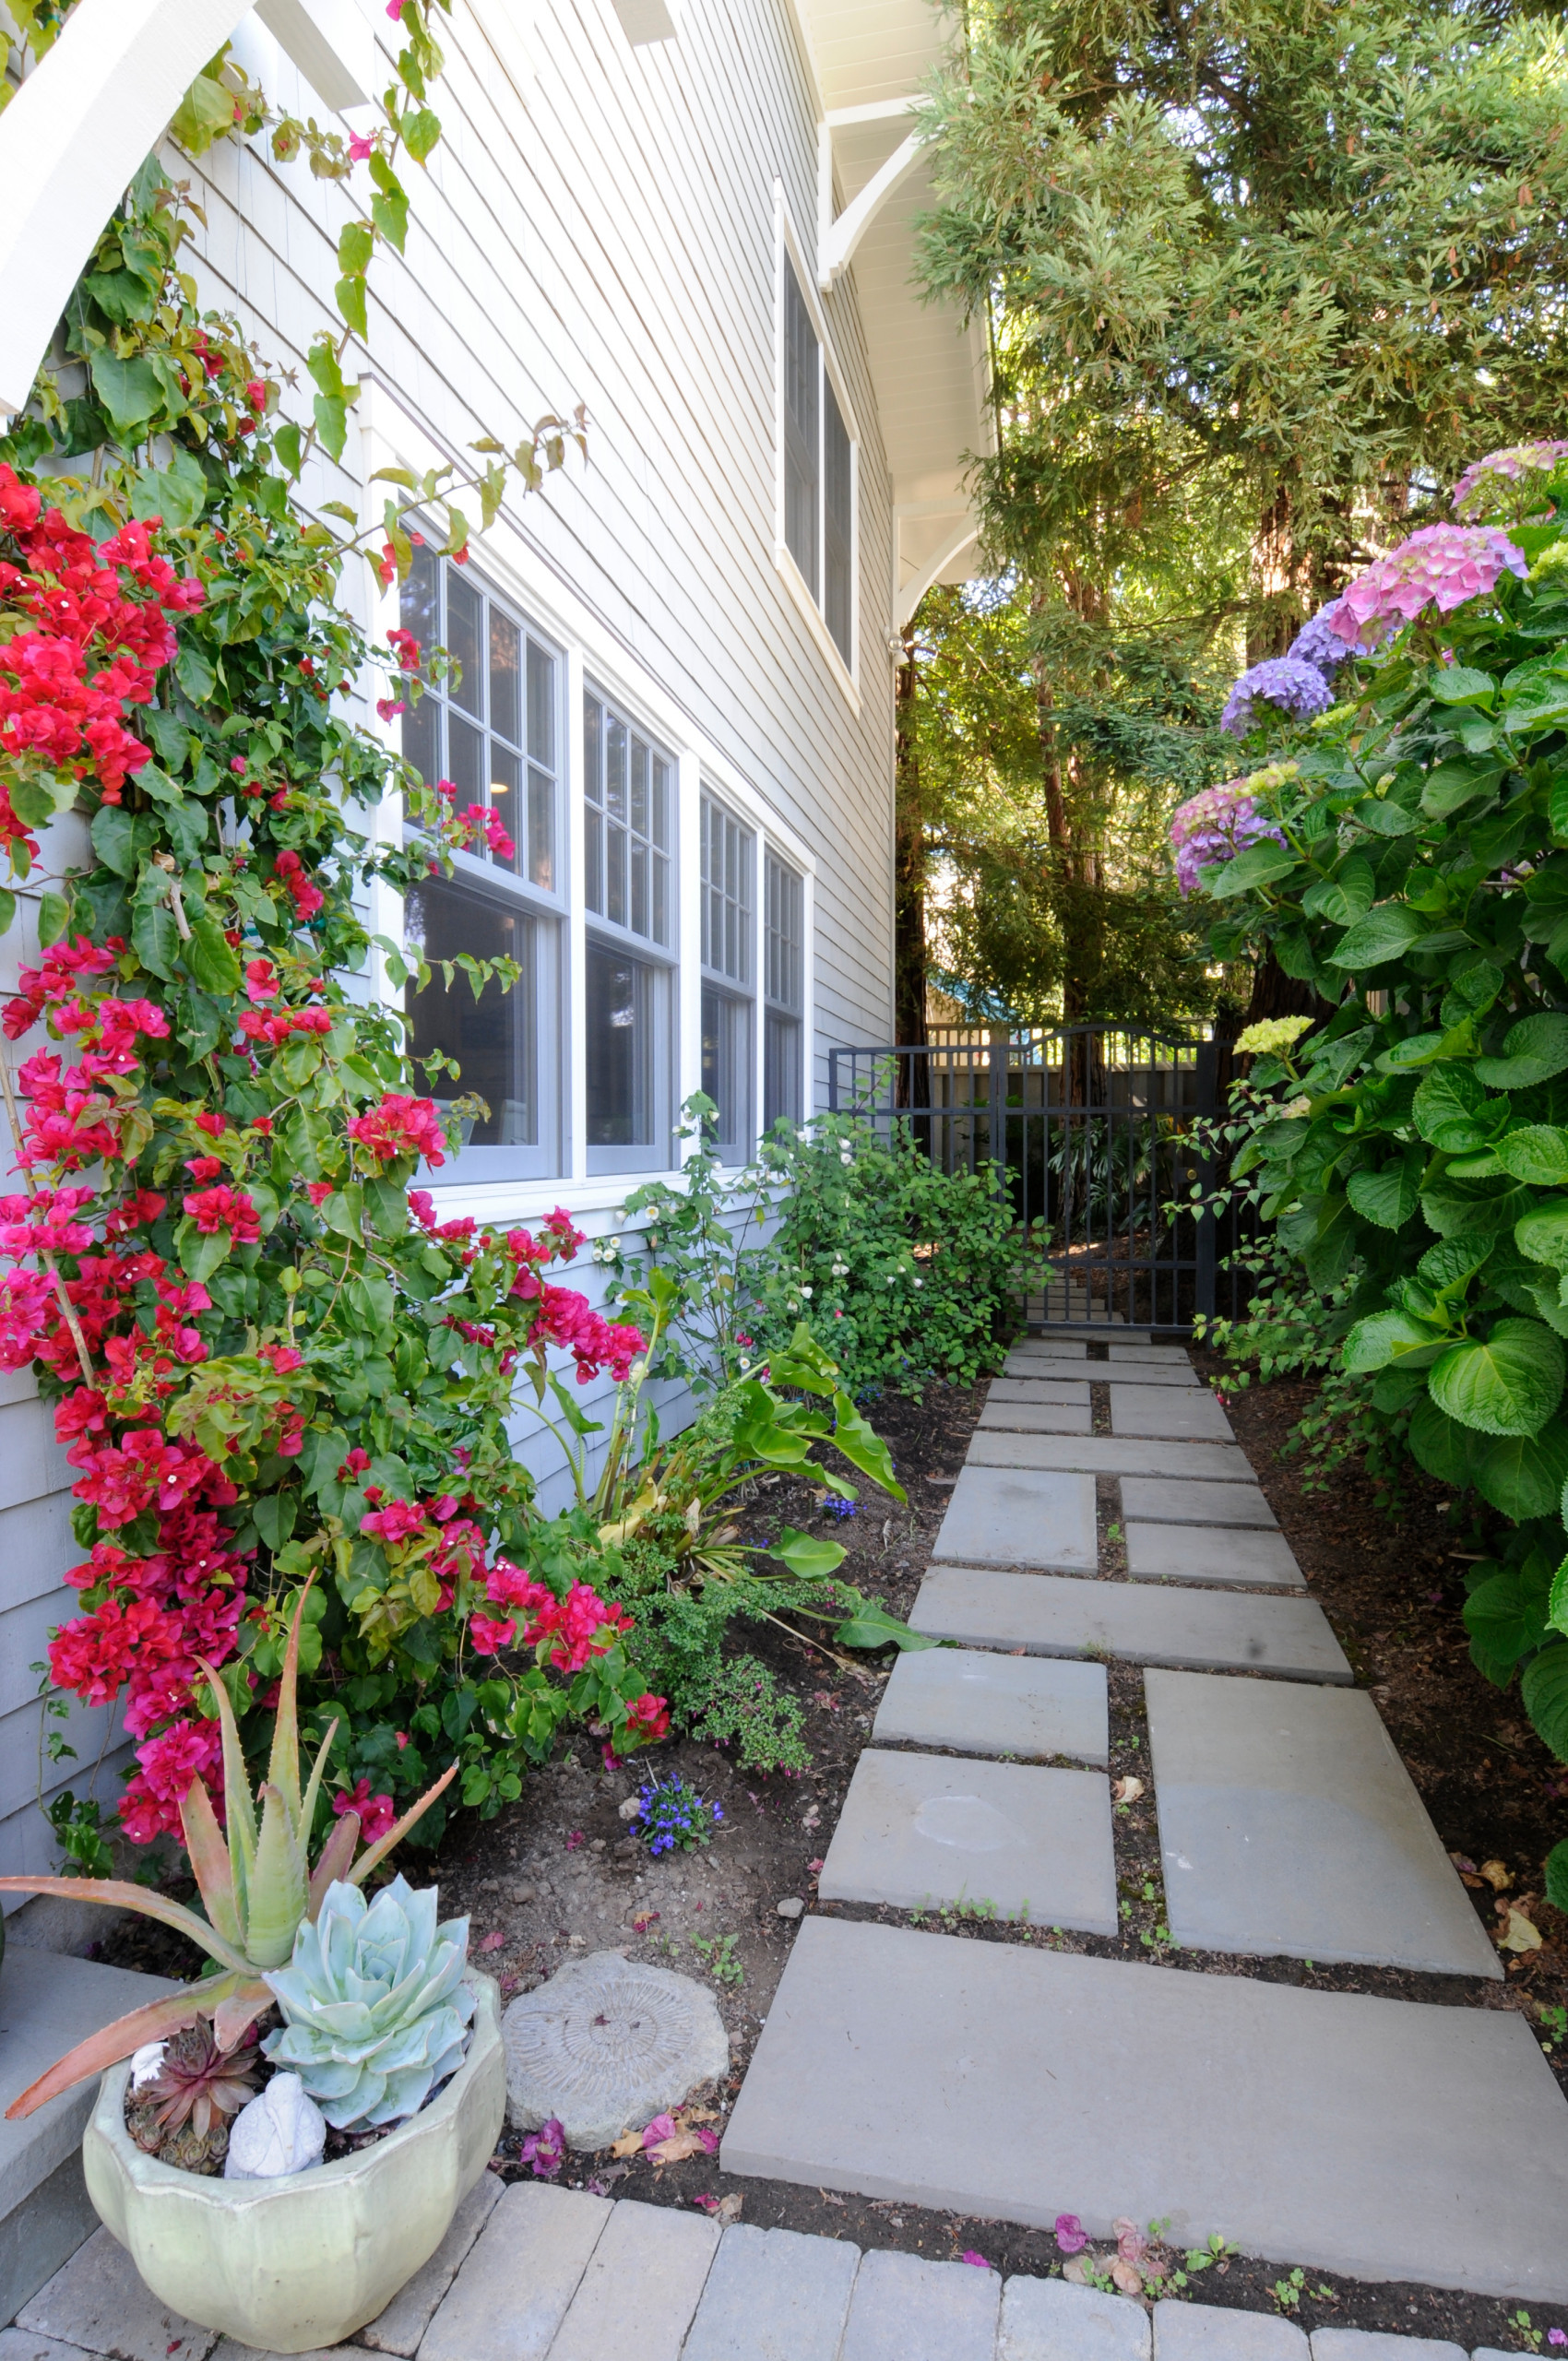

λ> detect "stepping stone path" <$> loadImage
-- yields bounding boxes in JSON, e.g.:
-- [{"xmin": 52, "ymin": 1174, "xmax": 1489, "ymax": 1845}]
[
  {"xmin": 817, "ymin": 1750, "xmax": 1118, "ymax": 1930},
  {"xmin": 873, "ymin": 1646, "xmax": 1109, "ymax": 1765},
  {"xmin": 721, "ymin": 1332, "xmax": 1568, "ymax": 2303}
]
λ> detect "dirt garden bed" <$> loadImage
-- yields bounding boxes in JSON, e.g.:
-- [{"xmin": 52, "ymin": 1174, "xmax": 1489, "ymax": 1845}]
[{"xmin": 92, "ymin": 1359, "xmax": 1568, "ymax": 2347}]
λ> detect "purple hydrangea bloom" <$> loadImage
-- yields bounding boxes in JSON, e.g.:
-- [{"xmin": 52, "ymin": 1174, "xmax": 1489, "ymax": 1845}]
[
  {"xmin": 1170, "ymin": 780, "xmax": 1286, "ymax": 896},
  {"xmin": 1287, "ymin": 599, "xmax": 1352, "ymax": 680},
  {"xmin": 1330, "ymin": 524, "xmax": 1527, "ymax": 649},
  {"xmin": 1220, "ymin": 656, "xmax": 1335, "ymax": 737},
  {"xmin": 1452, "ymin": 440, "xmax": 1568, "ymax": 519}
]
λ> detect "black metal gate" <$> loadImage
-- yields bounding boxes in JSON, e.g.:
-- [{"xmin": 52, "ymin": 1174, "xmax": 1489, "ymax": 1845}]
[{"xmin": 826, "ymin": 1024, "xmax": 1239, "ymax": 1333}]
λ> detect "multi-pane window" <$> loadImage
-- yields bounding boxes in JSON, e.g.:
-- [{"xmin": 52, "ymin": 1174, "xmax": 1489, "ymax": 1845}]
[
  {"xmin": 764, "ymin": 852, "xmax": 804, "ymax": 1132},
  {"xmin": 700, "ymin": 796, "xmax": 754, "ymax": 1161},
  {"xmin": 400, "ymin": 545, "xmax": 557, "ymax": 889},
  {"xmin": 398, "ymin": 549, "xmax": 562, "ymax": 1177},
  {"xmin": 782, "ymin": 255, "xmax": 855, "ymax": 669},
  {"xmin": 584, "ymin": 687, "xmax": 675, "ymax": 1170}
]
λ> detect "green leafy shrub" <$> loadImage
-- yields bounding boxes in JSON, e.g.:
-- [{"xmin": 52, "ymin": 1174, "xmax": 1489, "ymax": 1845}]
[
  {"xmin": 613, "ymin": 1099, "xmax": 1042, "ymax": 1402},
  {"xmin": 1180, "ymin": 442, "xmax": 1568, "ymax": 1904}
]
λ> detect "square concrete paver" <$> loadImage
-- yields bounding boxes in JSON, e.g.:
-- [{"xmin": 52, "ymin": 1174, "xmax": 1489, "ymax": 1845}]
[
  {"xmin": 968, "ymin": 1434, "xmax": 1253, "ymax": 1482},
  {"xmin": 978, "ymin": 1399, "xmax": 1094, "ymax": 1435},
  {"xmin": 817, "ymin": 1750, "xmax": 1117, "ymax": 1929},
  {"xmin": 680, "ymin": 2224, "xmax": 861, "ymax": 2361},
  {"xmin": 1006, "ymin": 1339, "xmax": 1087, "ymax": 1360},
  {"xmin": 720, "ymin": 1916, "xmax": 1568, "ymax": 2299},
  {"xmin": 1154, "ymin": 2302, "xmax": 1308, "ymax": 2361},
  {"xmin": 932, "ymin": 1467, "xmax": 1098, "ymax": 1570},
  {"xmin": 1311, "ymin": 2335, "xmax": 1466, "ymax": 2361},
  {"xmin": 1145, "ymin": 1670, "xmax": 1501, "ymax": 1978},
  {"xmin": 1111, "ymin": 1387, "xmax": 1235, "ymax": 1442},
  {"xmin": 359, "ymin": 2172, "xmax": 501, "ymax": 2353},
  {"xmin": 1125, "ymin": 1525, "xmax": 1304, "ymax": 1591},
  {"xmin": 873, "ymin": 1646, "xmax": 1109, "ymax": 1765},
  {"xmin": 910, "ymin": 1569, "xmax": 1352, "ymax": 1681},
  {"xmin": 1001, "ymin": 2275, "xmax": 1151, "ymax": 2361},
  {"xmin": 1121, "ymin": 1477, "xmax": 1277, "ymax": 1528},
  {"xmin": 419, "ymin": 2182, "xmax": 609, "ymax": 2361},
  {"xmin": 544, "ymin": 2198, "xmax": 718, "ymax": 2361},
  {"xmin": 839, "ymin": 2248, "xmax": 1002, "ymax": 2361},
  {"xmin": 18, "ymin": 2229, "xmax": 214, "ymax": 2361}
]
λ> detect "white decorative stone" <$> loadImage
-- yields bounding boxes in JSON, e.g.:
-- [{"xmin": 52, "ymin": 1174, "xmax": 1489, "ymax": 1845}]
[
  {"xmin": 502, "ymin": 1950, "xmax": 730, "ymax": 2149},
  {"xmin": 223, "ymin": 2074, "xmax": 327, "ymax": 2179}
]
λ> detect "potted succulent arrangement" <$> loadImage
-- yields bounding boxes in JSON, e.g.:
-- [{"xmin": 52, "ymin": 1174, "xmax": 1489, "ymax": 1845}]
[{"xmin": 0, "ymin": 1593, "xmax": 505, "ymax": 2354}]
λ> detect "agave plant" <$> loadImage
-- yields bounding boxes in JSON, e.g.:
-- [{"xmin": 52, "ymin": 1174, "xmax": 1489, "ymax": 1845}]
[
  {"xmin": 261, "ymin": 1875, "xmax": 471, "ymax": 2130},
  {"xmin": 0, "ymin": 1582, "xmax": 455, "ymax": 2119}
]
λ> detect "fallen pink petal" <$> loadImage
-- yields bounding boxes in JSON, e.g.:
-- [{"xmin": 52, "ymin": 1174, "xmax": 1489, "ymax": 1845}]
[
  {"xmin": 1054, "ymin": 2213, "xmax": 1088, "ymax": 2254},
  {"xmin": 642, "ymin": 2113, "xmax": 676, "ymax": 2147},
  {"xmin": 961, "ymin": 2250, "xmax": 990, "ymax": 2269},
  {"xmin": 477, "ymin": 1930, "xmax": 506, "ymax": 1952}
]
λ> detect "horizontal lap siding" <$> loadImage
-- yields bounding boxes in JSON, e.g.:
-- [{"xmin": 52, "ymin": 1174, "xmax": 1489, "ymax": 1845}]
[{"xmin": 0, "ymin": 0, "xmax": 893, "ymax": 1874}]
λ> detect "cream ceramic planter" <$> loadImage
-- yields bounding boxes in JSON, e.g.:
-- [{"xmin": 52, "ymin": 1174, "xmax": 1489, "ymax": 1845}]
[{"xmin": 82, "ymin": 1971, "xmax": 505, "ymax": 2355}]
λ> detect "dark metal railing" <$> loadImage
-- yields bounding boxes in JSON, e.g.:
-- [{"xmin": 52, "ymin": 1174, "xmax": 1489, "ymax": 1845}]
[{"xmin": 826, "ymin": 1024, "xmax": 1254, "ymax": 1332}]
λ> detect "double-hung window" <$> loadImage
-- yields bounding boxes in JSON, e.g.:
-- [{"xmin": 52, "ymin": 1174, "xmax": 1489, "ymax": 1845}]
[
  {"xmin": 764, "ymin": 852, "xmax": 804, "ymax": 1131},
  {"xmin": 699, "ymin": 795, "xmax": 754, "ymax": 1162},
  {"xmin": 782, "ymin": 254, "xmax": 855, "ymax": 670},
  {"xmin": 398, "ymin": 544, "xmax": 564, "ymax": 1177},
  {"xmin": 583, "ymin": 687, "xmax": 676, "ymax": 1171}
]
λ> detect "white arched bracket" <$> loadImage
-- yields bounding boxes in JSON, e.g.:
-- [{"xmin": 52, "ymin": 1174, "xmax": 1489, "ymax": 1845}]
[
  {"xmin": 816, "ymin": 96, "xmax": 929, "ymax": 293},
  {"xmin": 896, "ymin": 516, "xmax": 979, "ymax": 628},
  {"xmin": 0, "ymin": 0, "xmax": 373, "ymax": 420}
]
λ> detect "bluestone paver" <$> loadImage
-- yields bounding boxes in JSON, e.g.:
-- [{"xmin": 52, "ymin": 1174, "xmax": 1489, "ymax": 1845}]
[
  {"xmin": 1108, "ymin": 1342, "xmax": 1192, "ymax": 1362},
  {"xmin": 419, "ymin": 2183, "xmax": 609, "ymax": 2361},
  {"xmin": 968, "ymin": 1432, "xmax": 1253, "ymax": 1482},
  {"xmin": 18, "ymin": 2230, "xmax": 214, "ymax": 2361},
  {"xmin": 932, "ymin": 1467, "xmax": 1098, "ymax": 1570},
  {"xmin": 978, "ymin": 1399, "xmax": 1094, "ymax": 1435},
  {"xmin": 1145, "ymin": 1670, "xmax": 1500, "ymax": 1979},
  {"xmin": 1312, "ymin": 2335, "xmax": 1467, "ymax": 2361},
  {"xmin": 839, "ymin": 2248, "xmax": 1002, "ymax": 2361},
  {"xmin": 1124, "ymin": 1524, "xmax": 1304, "ymax": 1591},
  {"xmin": 1154, "ymin": 2302, "xmax": 1309, "ymax": 2361},
  {"xmin": 873, "ymin": 1645, "xmax": 1109, "ymax": 1765},
  {"xmin": 817, "ymin": 1750, "xmax": 1117, "ymax": 1929},
  {"xmin": 911, "ymin": 1569, "xmax": 1352, "ymax": 1681},
  {"xmin": 542, "ymin": 2198, "xmax": 717, "ymax": 2361},
  {"xmin": 1006, "ymin": 1339, "xmax": 1087, "ymax": 1360},
  {"xmin": 679, "ymin": 2224, "xmax": 861, "ymax": 2361},
  {"xmin": 1110, "ymin": 1386, "xmax": 1235, "ymax": 1442},
  {"xmin": 1121, "ymin": 1477, "xmax": 1277, "ymax": 1528},
  {"xmin": 1000, "ymin": 2275, "xmax": 1151, "ymax": 2361},
  {"xmin": 989, "ymin": 1377, "xmax": 1093, "ymax": 1405},
  {"xmin": 0, "ymin": 2337, "xmax": 115, "ymax": 2361},
  {"xmin": 720, "ymin": 1917, "xmax": 1568, "ymax": 2298},
  {"xmin": 359, "ymin": 2169, "xmax": 501, "ymax": 2353}
]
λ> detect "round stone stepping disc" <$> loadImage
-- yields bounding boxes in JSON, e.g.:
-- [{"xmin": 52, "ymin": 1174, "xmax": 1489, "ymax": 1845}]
[{"xmin": 502, "ymin": 1949, "xmax": 730, "ymax": 2149}]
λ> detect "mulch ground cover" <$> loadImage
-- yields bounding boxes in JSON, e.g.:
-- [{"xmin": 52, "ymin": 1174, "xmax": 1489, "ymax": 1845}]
[{"xmin": 91, "ymin": 1356, "xmax": 1568, "ymax": 2346}]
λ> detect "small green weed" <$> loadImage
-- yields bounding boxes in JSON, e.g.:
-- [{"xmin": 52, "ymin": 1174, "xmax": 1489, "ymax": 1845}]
[
  {"xmin": 690, "ymin": 1930, "xmax": 745, "ymax": 1987},
  {"xmin": 1271, "ymin": 2268, "xmax": 1333, "ymax": 2314}
]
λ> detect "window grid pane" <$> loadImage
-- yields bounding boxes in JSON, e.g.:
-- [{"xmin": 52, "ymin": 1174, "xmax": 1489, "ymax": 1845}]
[
  {"xmin": 823, "ymin": 380, "xmax": 852, "ymax": 665},
  {"xmin": 765, "ymin": 853, "xmax": 803, "ymax": 1014},
  {"xmin": 701, "ymin": 797, "xmax": 752, "ymax": 988},
  {"xmin": 399, "ymin": 551, "xmax": 559, "ymax": 895},
  {"xmin": 783, "ymin": 257, "xmax": 819, "ymax": 596},
  {"xmin": 583, "ymin": 690, "xmax": 671, "ymax": 948}
]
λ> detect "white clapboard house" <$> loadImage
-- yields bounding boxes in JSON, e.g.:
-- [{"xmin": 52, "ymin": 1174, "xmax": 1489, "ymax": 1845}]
[{"xmin": 0, "ymin": 0, "xmax": 986, "ymax": 1886}]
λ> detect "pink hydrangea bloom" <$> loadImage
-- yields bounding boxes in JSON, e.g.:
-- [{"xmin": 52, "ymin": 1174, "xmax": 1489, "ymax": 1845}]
[
  {"xmin": 1328, "ymin": 525, "xmax": 1526, "ymax": 648},
  {"xmin": 1452, "ymin": 441, "xmax": 1568, "ymax": 519},
  {"xmin": 1169, "ymin": 781, "xmax": 1285, "ymax": 896}
]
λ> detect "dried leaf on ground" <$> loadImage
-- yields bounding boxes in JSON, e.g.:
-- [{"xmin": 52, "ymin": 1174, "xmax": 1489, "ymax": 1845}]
[
  {"xmin": 647, "ymin": 2126, "xmax": 720, "ymax": 2165},
  {"xmin": 1111, "ymin": 2260, "xmax": 1145, "ymax": 2295},
  {"xmin": 1479, "ymin": 1858, "xmax": 1515, "ymax": 1891},
  {"xmin": 1497, "ymin": 1903, "xmax": 1543, "ymax": 1952},
  {"xmin": 1112, "ymin": 1776, "xmax": 1145, "ymax": 1804},
  {"xmin": 610, "ymin": 2129, "xmax": 644, "ymax": 2158}
]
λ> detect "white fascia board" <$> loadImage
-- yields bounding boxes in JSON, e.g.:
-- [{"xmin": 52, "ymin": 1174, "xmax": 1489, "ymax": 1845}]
[{"xmin": 0, "ymin": 0, "xmax": 254, "ymax": 416}]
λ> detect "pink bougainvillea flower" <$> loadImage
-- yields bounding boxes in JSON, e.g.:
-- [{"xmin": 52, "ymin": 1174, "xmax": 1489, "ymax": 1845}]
[
  {"xmin": 332, "ymin": 1778, "xmax": 395, "ymax": 1842},
  {"xmin": 1054, "ymin": 2213, "xmax": 1088, "ymax": 2254},
  {"xmin": 519, "ymin": 2118, "xmax": 564, "ymax": 2177},
  {"xmin": 348, "ymin": 131, "xmax": 376, "ymax": 161},
  {"xmin": 1328, "ymin": 524, "xmax": 1527, "ymax": 648},
  {"xmin": 641, "ymin": 2113, "xmax": 676, "ymax": 2147},
  {"xmin": 961, "ymin": 2252, "xmax": 991, "ymax": 2269},
  {"xmin": 244, "ymin": 957, "xmax": 279, "ymax": 1003},
  {"xmin": 564, "ymin": 1829, "xmax": 586, "ymax": 1851}
]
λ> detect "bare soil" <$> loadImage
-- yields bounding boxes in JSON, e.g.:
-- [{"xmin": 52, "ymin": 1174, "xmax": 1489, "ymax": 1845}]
[{"xmin": 91, "ymin": 1358, "xmax": 1568, "ymax": 2346}]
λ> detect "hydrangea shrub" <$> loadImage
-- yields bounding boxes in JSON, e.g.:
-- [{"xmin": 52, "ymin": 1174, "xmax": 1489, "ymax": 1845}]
[{"xmin": 1179, "ymin": 443, "xmax": 1568, "ymax": 1901}]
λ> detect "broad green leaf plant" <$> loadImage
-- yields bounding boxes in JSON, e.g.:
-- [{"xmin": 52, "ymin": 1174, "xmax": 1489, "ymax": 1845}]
[{"xmin": 1180, "ymin": 442, "xmax": 1568, "ymax": 1910}]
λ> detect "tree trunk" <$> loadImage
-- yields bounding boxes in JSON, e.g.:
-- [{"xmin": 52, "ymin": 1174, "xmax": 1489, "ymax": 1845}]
[
  {"xmin": 1247, "ymin": 477, "xmax": 1303, "ymax": 664},
  {"xmin": 1242, "ymin": 947, "xmax": 1333, "ymax": 1031},
  {"xmin": 893, "ymin": 624, "xmax": 929, "ymax": 1105}
]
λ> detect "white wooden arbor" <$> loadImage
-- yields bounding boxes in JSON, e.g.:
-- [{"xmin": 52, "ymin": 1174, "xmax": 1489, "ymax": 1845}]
[{"xmin": 0, "ymin": 0, "xmax": 371, "ymax": 417}]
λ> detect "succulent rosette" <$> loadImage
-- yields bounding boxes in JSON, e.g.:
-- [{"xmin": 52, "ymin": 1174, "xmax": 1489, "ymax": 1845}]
[{"xmin": 262, "ymin": 1875, "xmax": 474, "ymax": 2130}]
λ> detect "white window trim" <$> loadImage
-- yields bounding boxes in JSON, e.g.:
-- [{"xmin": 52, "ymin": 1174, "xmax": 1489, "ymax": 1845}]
[
  {"xmin": 359, "ymin": 377, "xmax": 822, "ymax": 1216},
  {"xmin": 773, "ymin": 184, "xmax": 861, "ymax": 715}
]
